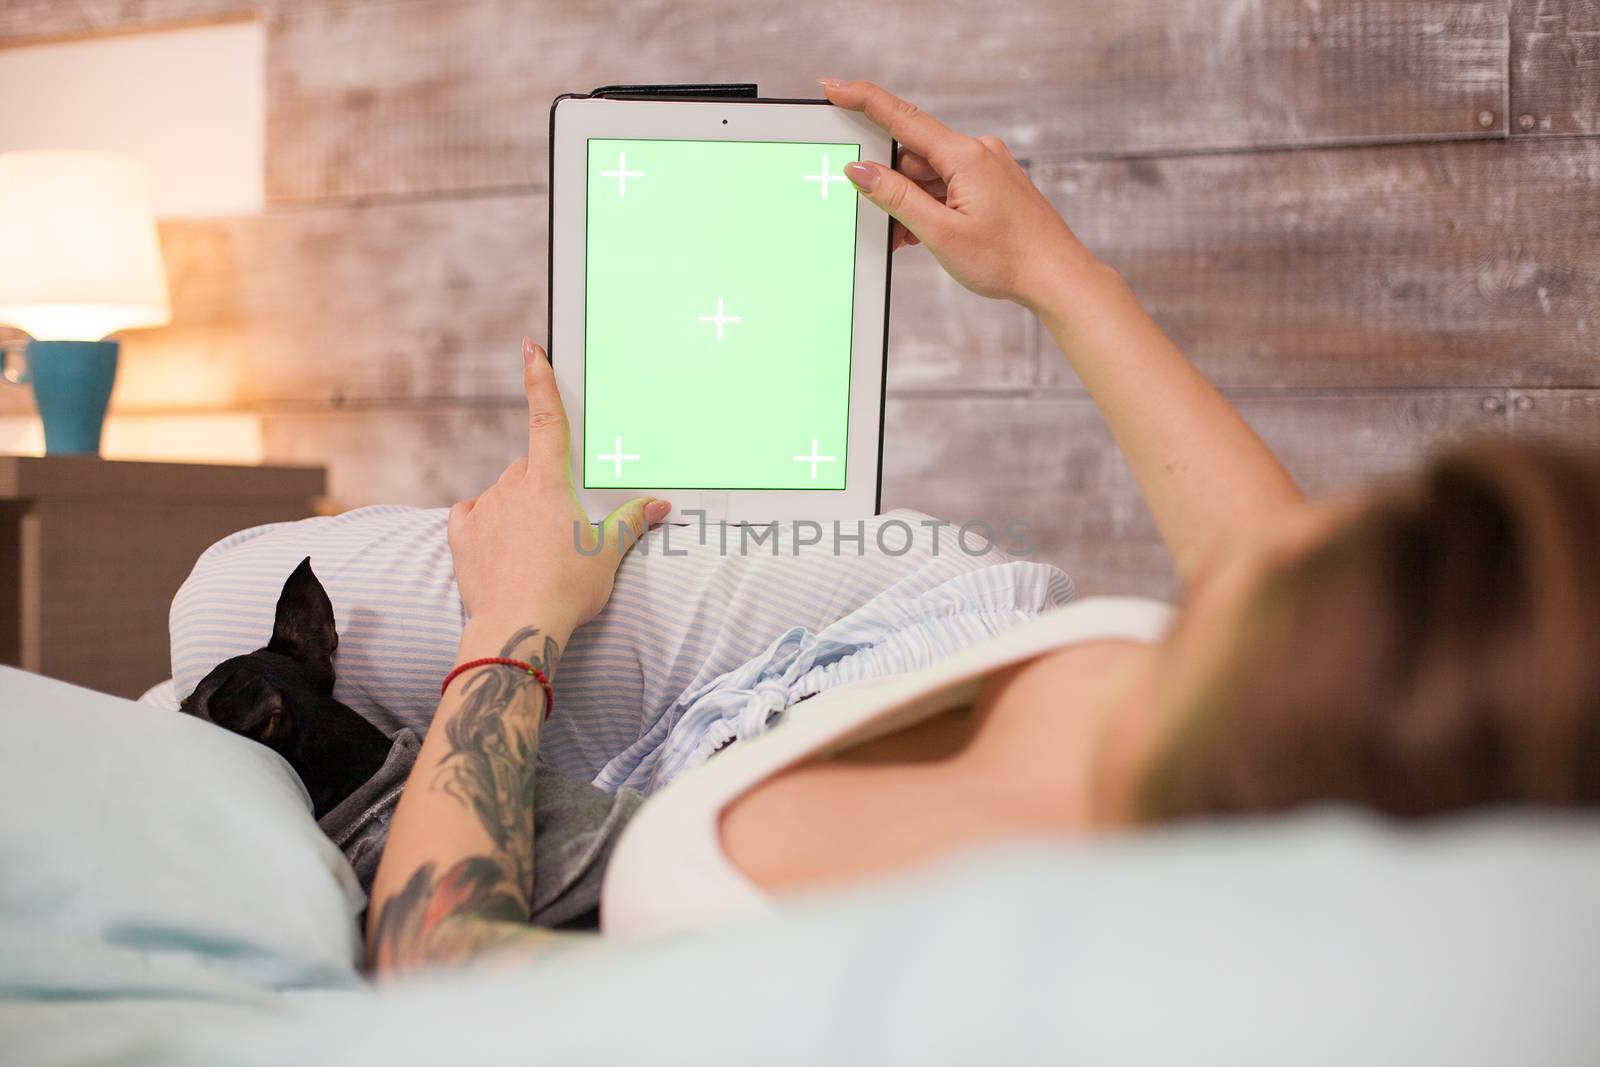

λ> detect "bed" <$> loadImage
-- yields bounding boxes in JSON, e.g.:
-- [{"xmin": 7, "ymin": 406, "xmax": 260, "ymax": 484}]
[{"xmin": 4, "ymin": 663, "xmax": 1599, "ymax": 1066}]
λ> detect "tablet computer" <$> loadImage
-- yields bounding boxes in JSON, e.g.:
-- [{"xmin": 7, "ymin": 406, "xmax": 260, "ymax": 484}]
[{"xmin": 549, "ymin": 88, "xmax": 894, "ymax": 525}]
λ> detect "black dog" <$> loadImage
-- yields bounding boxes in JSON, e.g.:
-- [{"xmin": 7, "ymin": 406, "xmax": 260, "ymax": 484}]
[
  {"xmin": 181, "ymin": 557, "xmax": 390, "ymax": 818},
  {"xmin": 181, "ymin": 557, "xmax": 640, "ymax": 926}
]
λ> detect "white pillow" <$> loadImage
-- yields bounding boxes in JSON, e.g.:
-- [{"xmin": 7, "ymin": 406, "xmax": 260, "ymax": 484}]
[{"xmin": 0, "ymin": 666, "xmax": 365, "ymax": 998}]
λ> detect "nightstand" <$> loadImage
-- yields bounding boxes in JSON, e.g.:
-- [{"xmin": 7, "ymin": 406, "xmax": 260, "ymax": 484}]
[{"xmin": 0, "ymin": 456, "xmax": 325, "ymax": 698}]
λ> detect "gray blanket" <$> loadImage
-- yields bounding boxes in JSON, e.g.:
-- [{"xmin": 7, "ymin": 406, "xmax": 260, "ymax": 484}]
[{"xmin": 316, "ymin": 728, "xmax": 644, "ymax": 929}]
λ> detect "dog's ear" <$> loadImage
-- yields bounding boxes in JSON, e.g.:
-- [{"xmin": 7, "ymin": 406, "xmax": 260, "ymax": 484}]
[
  {"xmin": 267, "ymin": 557, "xmax": 338, "ymax": 687},
  {"xmin": 210, "ymin": 672, "xmax": 292, "ymax": 746},
  {"xmin": 183, "ymin": 666, "xmax": 295, "ymax": 750}
]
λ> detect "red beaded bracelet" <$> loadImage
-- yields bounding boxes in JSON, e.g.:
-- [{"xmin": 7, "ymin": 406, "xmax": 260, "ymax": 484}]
[{"xmin": 440, "ymin": 657, "xmax": 553, "ymax": 720}]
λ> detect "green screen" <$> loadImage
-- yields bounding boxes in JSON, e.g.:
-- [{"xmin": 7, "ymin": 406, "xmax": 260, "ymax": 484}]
[{"xmin": 584, "ymin": 137, "xmax": 861, "ymax": 490}]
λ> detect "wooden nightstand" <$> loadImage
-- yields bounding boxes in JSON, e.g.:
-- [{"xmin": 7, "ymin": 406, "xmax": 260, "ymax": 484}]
[{"xmin": 0, "ymin": 456, "xmax": 325, "ymax": 699}]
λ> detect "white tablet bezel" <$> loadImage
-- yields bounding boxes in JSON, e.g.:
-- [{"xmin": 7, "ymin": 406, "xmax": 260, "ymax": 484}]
[{"xmin": 549, "ymin": 95, "xmax": 893, "ymax": 525}]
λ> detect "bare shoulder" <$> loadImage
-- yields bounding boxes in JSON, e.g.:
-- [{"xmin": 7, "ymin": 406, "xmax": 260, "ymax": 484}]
[
  {"xmin": 964, "ymin": 638, "xmax": 1153, "ymax": 754},
  {"xmin": 983, "ymin": 637, "xmax": 1152, "ymax": 703},
  {"xmin": 720, "ymin": 638, "xmax": 1155, "ymax": 893},
  {"xmin": 1039, "ymin": 637, "xmax": 1149, "ymax": 666}
]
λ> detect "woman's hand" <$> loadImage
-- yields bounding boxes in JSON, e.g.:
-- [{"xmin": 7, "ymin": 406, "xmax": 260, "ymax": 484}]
[
  {"xmin": 819, "ymin": 79, "xmax": 1101, "ymax": 313},
  {"xmin": 447, "ymin": 338, "xmax": 670, "ymax": 644},
  {"xmin": 822, "ymin": 80, "xmax": 1303, "ymax": 582},
  {"xmin": 372, "ymin": 338, "xmax": 653, "ymax": 975}
]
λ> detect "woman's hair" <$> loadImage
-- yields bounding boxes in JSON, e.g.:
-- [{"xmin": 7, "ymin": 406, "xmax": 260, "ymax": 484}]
[{"xmin": 1139, "ymin": 438, "xmax": 1600, "ymax": 822}]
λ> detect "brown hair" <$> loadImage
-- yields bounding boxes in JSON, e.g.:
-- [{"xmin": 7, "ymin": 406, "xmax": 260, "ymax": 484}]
[{"xmin": 1140, "ymin": 439, "xmax": 1600, "ymax": 821}]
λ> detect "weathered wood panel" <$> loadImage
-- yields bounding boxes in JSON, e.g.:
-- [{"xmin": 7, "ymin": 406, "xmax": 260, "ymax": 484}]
[
  {"xmin": 886, "ymin": 244, "xmax": 1035, "ymax": 391},
  {"xmin": 0, "ymin": 0, "xmax": 252, "ymax": 43},
  {"xmin": 41, "ymin": 124, "xmax": 1600, "ymax": 414},
  {"xmin": 265, "ymin": 0, "xmax": 1508, "ymax": 204},
  {"xmin": 121, "ymin": 134, "xmax": 1600, "ymax": 411},
  {"xmin": 261, "ymin": 404, "xmax": 526, "ymax": 511},
  {"xmin": 1506, "ymin": 389, "xmax": 1600, "ymax": 444},
  {"xmin": 1038, "ymin": 137, "xmax": 1600, "ymax": 390},
  {"xmin": 118, "ymin": 194, "xmax": 549, "ymax": 409},
  {"xmin": 885, "ymin": 390, "xmax": 1504, "ymax": 596},
  {"xmin": 98, "ymin": 197, "xmax": 1027, "ymax": 411},
  {"xmin": 0, "ymin": 1, "xmax": 94, "ymax": 42},
  {"xmin": 261, "ymin": 389, "xmax": 1505, "ymax": 597},
  {"xmin": 1511, "ymin": 0, "xmax": 1600, "ymax": 137}
]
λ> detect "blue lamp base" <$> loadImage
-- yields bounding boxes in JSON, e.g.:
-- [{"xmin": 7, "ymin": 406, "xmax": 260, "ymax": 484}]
[{"xmin": 25, "ymin": 340, "xmax": 119, "ymax": 456}]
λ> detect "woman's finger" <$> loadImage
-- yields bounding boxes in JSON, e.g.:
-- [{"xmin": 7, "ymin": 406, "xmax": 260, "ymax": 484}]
[
  {"xmin": 890, "ymin": 221, "xmax": 924, "ymax": 250},
  {"xmin": 890, "ymin": 174, "xmax": 945, "ymax": 254},
  {"xmin": 446, "ymin": 497, "xmax": 476, "ymax": 546},
  {"xmin": 601, "ymin": 497, "xmax": 670, "ymax": 557},
  {"xmin": 820, "ymin": 80, "xmax": 978, "ymax": 174},
  {"xmin": 896, "ymin": 149, "xmax": 939, "ymax": 183},
  {"xmin": 843, "ymin": 161, "xmax": 953, "ymax": 244},
  {"xmin": 977, "ymin": 134, "xmax": 1016, "ymax": 162},
  {"xmin": 496, "ymin": 457, "xmax": 528, "ymax": 487},
  {"xmin": 521, "ymin": 337, "xmax": 570, "ymax": 469}
]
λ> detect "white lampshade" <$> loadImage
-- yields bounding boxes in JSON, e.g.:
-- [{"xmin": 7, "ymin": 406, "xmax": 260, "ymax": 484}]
[{"xmin": 0, "ymin": 150, "xmax": 171, "ymax": 342}]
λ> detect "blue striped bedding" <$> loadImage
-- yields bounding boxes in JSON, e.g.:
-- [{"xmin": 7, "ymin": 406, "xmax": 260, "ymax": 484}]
[{"xmin": 164, "ymin": 506, "xmax": 1073, "ymax": 792}]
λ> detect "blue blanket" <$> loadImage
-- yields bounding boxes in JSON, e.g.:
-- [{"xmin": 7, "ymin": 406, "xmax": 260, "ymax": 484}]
[{"xmin": 6, "ymin": 813, "xmax": 1600, "ymax": 1066}]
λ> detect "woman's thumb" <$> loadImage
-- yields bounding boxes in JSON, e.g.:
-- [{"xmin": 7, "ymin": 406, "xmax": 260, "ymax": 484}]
[
  {"xmin": 602, "ymin": 497, "xmax": 670, "ymax": 555},
  {"xmin": 844, "ymin": 162, "xmax": 946, "ymax": 243}
]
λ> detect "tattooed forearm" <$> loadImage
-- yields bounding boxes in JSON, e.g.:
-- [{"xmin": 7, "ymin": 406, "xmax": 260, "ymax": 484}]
[
  {"xmin": 435, "ymin": 626, "xmax": 556, "ymax": 898},
  {"xmin": 368, "ymin": 857, "xmax": 580, "ymax": 970},
  {"xmin": 367, "ymin": 625, "xmax": 562, "ymax": 972},
  {"xmin": 370, "ymin": 858, "xmax": 519, "ymax": 968}
]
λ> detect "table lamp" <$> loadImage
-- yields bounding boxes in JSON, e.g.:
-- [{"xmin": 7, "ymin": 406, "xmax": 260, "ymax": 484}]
[{"xmin": 0, "ymin": 150, "xmax": 171, "ymax": 455}]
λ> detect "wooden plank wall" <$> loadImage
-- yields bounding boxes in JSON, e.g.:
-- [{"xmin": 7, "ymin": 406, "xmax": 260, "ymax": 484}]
[{"xmin": 3, "ymin": 0, "xmax": 1596, "ymax": 597}]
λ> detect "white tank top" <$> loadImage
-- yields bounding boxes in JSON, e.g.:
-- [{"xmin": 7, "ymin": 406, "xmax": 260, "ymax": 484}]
[{"xmin": 600, "ymin": 597, "xmax": 1174, "ymax": 940}]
